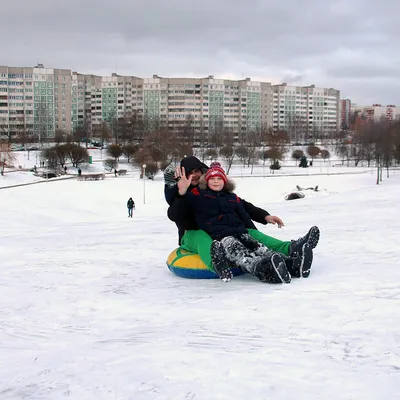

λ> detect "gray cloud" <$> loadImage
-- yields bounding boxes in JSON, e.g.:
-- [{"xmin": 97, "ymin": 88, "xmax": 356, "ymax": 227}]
[{"xmin": 2, "ymin": 0, "xmax": 400, "ymax": 105}]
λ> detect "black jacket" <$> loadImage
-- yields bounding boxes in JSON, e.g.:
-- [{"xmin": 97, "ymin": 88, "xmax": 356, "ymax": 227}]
[
  {"xmin": 167, "ymin": 183, "xmax": 270, "ymax": 244},
  {"xmin": 187, "ymin": 186, "xmax": 254, "ymax": 240}
]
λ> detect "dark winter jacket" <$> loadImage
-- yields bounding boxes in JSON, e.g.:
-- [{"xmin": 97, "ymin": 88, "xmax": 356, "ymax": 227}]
[
  {"xmin": 186, "ymin": 181, "xmax": 254, "ymax": 241},
  {"xmin": 167, "ymin": 180, "xmax": 271, "ymax": 244},
  {"xmin": 127, "ymin": 199, "xmax": 135, "ymax": 209}
]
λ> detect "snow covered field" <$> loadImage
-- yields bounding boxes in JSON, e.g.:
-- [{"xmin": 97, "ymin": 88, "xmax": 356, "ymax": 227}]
[{"xmin": 1, "ymin": 164, "xmax": 400, "ymax": 399}]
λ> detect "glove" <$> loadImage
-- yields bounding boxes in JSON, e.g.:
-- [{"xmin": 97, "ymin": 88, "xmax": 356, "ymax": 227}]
[{"xmin": 164, "ymin": 164, "xmax": 177, "ymax": 188}]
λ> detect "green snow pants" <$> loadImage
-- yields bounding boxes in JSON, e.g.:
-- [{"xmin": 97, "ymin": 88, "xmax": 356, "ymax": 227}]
[{"xmin": 180, "ymin": 229, "xmax": 291, "ymax": 271}]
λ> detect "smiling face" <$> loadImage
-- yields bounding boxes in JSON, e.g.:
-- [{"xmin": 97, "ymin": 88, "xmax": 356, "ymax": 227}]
[
  {"xmin": 188, "ymin": 168, "xmax": 203, "ymax": 186},
  {"xmin": 207, "ymin": 176, "xmax": 225, "ymax": 191}
]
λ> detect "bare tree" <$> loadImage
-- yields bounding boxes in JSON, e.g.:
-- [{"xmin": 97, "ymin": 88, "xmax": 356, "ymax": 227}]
[
  {"xmin": 285, "ymin": 112, "xmax": 309, "ymax": 144},
  {"xmin": 263, "ymin": 147, "xmax": 283, "ymax": 174},
  {"xmin": 292, "ymin": 149, "xmax": 304, "ymax": 166},
  {"xmin": 122, "ymin": 144, "xmax": 139, "ymax": 163},
  {"xmin": 219, "ymin": 146, "xmax": 235, "ymax": 174},
  {"xmin": 179, "ymin": 114, "xmax": 196, "ymax": 148},
  {"xmin": 204, "ymin": 148, "xmax": 218, "ymax": 163},
  {"xmin": 307, "ymin": 145, "xmax": 321, "ymax": 161},
  {"xmin": 36, "ymin": 100, "xmax": 50, "ymax": 149},
  {"xmin": 65, "ymin": 143, "xmax": 90, "ymax": 167},
  {"xmin": 15, "ymin": 126, "xmax": 31, "ymax": 150},
  {"xmin": 235, "ymin": 146, "xmax": 249, "ymax": 167},
  {"xmin": 393, "ymin": 121, "xmax": 400, "ymax": 166},
  {"xmin": 40, "ymin": 147, "xmax": 59, "ymax": 170},
  {"xmin": 0, "ymin": 143, "xmax": 16, "ymax": 175},
  {"xmin": 116, "ymin": 116, "xmax": 131, "ymax": 145},
  {"xmin": 72, "ymin": 126, "xmax": 86, "ymax": 144},
  {"xmin": 320, "ymin": 149, "xmax": 330, "ymax": 161},
  {"xmin": 107, "ymin": 144, "xmax": 123, "ymax": 161},
  {"xmin": 0, "ymin": 116, "xmax": 9, "ymax": 142},
  {"xmin": 82, "ymin": 118, "xmax": 92, "ymax": 148},
  {"xmin": 54, "ymin": 129, "xmax": 66, "ymax": 145},
  {"xmin": 128, "ymin": 111, "xmax": 146, "ymax": 143},
  {"xmin": 97, "ymin": 121, "xmax": 111, "ymax": 147},
  {"xmin": 104, "ymin": 158, "xmax": 118, "ymax": 172},
  {"xmin": 265, "ymin": 130, "xmax": 289, "ymax": 164},
  {"xmin": 208, "ymin": 116, "xmax": 224, "ymax": 149},
  {"xmin": 245, "ymin": 130, "xmax": 262, "ymax": 173}
]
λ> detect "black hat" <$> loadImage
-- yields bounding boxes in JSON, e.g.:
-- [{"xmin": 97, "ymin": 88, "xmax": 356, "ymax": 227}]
[{"xmin": 180, "ymin": 156, "xmax": 208, "ymax": 175}]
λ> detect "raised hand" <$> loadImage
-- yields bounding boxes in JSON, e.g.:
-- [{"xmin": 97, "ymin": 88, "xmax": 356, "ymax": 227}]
[{"xmin": 175, "ymin": 166, "xmax": 193, "ymax": 195}]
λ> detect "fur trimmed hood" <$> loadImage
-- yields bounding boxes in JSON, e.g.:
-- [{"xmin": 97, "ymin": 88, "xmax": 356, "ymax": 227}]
[{"xmin": 198, "ymin": 175, "xmax": 236, "ymax": 192}]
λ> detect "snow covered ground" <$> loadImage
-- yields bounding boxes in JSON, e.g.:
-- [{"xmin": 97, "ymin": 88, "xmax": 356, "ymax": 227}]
[{"xmin": 1, "ymin": 162, "xmax": 400, "ymax": 399}]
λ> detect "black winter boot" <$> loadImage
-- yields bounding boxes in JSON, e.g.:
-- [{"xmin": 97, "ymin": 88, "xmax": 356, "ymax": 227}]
[
  {"xmin": 289, "ymin": 226, "xmax": 320, "ymax": 258},
  {"xmin": 286, "ymin": 243, "xmax": 313, "ymax": 278},
  {"xmin": 253, "ymin": 252, "xmax": 291, "ymax": 284},
  {"xmin": 210, "ymin": 240, "xmax": 233, "ymax": 282}
]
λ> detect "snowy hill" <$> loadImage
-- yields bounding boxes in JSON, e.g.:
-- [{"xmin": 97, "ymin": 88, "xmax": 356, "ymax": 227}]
[{"xmin": 1, "ymin": 171, "xmax": 399, "ymax": 399}]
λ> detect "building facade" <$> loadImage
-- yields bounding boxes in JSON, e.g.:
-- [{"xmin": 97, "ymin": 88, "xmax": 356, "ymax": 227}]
[
  {"xmin": 353, "ymin": 104, "xmax": 400, "ymax": 124},
  {"xmin": 272, "ymin": 83, "xmax": 341, "ymax": 141},
  {"xmin": 340, "ymin": 99, "xmax": 352, "ymax": 130},
  {"xmin": 0, "ymin": 65, "xmax": 341, "ymax": 140},
  {"xmin": 0, "ymin": 64, "xmax": 73, "ymax": 139}
]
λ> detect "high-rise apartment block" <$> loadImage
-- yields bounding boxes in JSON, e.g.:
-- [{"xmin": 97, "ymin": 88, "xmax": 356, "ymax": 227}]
[
  {"xmin": 0, "ymin": 65, "xmax": 341, "ymax": 139},
  {"xmin": 351, "ymin": 104, "xmax": 400, "ymax": 124},
  {"xmin": 340, "ymin": 99, "xmax": 352, "ymax": 130}
]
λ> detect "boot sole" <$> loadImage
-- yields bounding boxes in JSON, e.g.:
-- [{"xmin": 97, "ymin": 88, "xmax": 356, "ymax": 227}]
[
  {"xmin": 271, "ymin": 254, "xmax": 291, "ymax": 283},
  {"xmin": 307, "ymin": 226, "xmax": 320, "ymax": 249},
  {"xmin": 213, "ymin": 265, "xmax": 233, "ymax": 282},
  {"xmin": 300, "ymin": 243, "xmax": 313, "ymax": 278}
]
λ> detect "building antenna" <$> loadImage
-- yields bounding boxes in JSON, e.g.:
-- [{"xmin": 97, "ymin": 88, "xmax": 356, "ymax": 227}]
[{"xmin": 115, "ymin": 62, "xmax": 118, "ymax": 75}]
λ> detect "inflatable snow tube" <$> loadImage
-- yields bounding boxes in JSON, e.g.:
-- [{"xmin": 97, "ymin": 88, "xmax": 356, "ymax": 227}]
[{"xmin": 166, "ymin": 248, "xmax": 245, "ymax": 279}]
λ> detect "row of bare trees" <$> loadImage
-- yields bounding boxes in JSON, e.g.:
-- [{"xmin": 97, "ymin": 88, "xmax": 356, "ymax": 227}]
[
  {"xmin": 335, "ymin": 120, "xmax": 400, "ymax": 184},
  {"xmin": 41, "ymin": 144, "xmax": 90, "ymax": 169}
]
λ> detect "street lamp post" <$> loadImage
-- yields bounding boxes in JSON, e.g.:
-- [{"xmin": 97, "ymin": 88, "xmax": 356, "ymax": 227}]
[{"xmin": 142, "ymin": 164, "xmax": 146, "ymax": 204}]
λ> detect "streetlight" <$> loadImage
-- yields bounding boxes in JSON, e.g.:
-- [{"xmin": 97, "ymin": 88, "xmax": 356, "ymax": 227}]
[{"xmin": 142, "ymin": 164, "xmax": 146, "ymax": 204}]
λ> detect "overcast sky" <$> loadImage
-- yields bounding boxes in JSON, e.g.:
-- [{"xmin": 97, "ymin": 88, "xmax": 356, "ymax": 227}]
[{"xmin": 3, "ymin": 0, "xmax": 400, "ymax": 105}]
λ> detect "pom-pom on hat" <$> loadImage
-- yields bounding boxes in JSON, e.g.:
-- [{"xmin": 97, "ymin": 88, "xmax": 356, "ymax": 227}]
[{"xmin": 205, "ymin": 162, "xmax": 228, "ymax": 184}]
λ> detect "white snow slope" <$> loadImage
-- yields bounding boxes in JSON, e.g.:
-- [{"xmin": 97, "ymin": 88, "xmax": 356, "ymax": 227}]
[{"xmin": 1, "ymin": 170, "xmax": 399, "ymax": 400}]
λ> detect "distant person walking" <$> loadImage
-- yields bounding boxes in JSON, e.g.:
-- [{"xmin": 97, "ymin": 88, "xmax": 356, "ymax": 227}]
[
  {"xmin": 78, "ymin": 168, "xmax": 82, "ymax": 177},
  {"xmin": 114, "ymin": 168, "xmax": 118, "ymax": 177},
  {"xmin": 127, "ymin": 197, "xmax": 135, "ymax": 218}
]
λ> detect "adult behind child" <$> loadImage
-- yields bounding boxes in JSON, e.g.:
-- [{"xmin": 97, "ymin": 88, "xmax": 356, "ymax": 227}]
[
  {"xmin": 164, "ymin": 156, "xmax": 319, "ymax": 279},
  {"xmin": 185, "ymin": 163, "xmax": 293, "ymax": 283}
]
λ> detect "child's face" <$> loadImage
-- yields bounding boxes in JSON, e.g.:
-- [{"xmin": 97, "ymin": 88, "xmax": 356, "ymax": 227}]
[{"xmin": 207, "ymin": 176, "xmax": 224, "ymax": 191}]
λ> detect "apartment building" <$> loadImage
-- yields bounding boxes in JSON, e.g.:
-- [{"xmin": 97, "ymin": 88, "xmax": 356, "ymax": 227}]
[
  {"xmin": 0, "ymin": 64, "xmax": 72, "ymax": 139},
  {"xmin": 272, "ymin": 83, "xmax": 340, "ymax": 140},
  {"xmin": 0, "ymin": 65, "xmax": 341, "ymax": 139},
  {"xmin": 352, "ymin": 104, "xmax": 400, "ymax": 124},
  {"xmin": 340, "ymin": 99, "xmax": 352, "ymax": 130}
]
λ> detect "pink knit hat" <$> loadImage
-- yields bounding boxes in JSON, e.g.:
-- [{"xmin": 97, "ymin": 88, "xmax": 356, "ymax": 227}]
[{"xmin": 205, "ymin": 162, "xmax": 228, "ymax": 184}]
